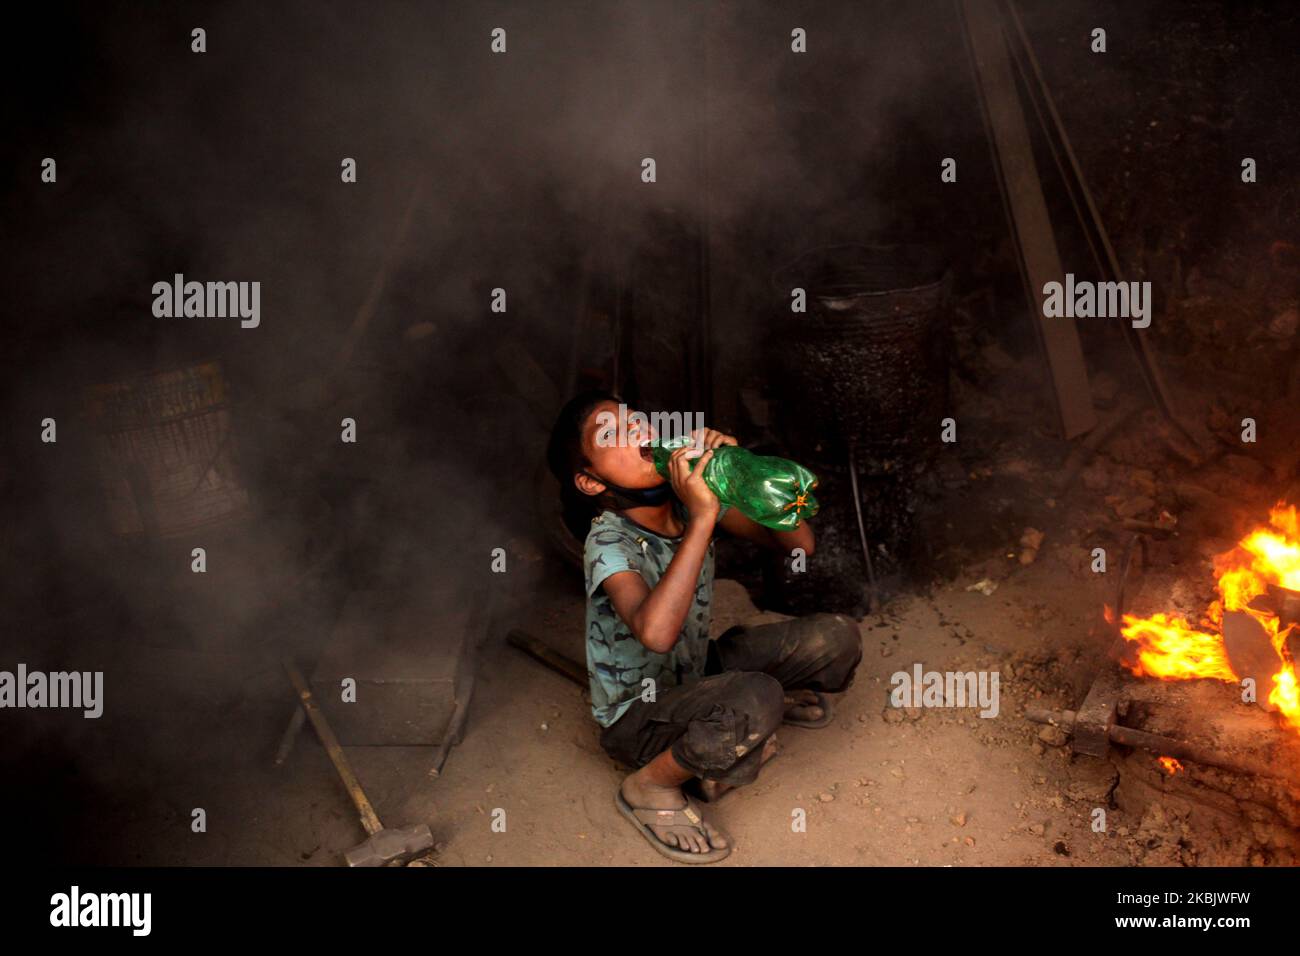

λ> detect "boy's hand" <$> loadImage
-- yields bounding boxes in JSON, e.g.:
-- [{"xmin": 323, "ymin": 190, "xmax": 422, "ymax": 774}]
[
  {"xmin": 691, "ymin": 427, "xmax": 738, "ymax": 451},
  {"xmin": 669, "ymin": 446, "xmax": 719, "ymax": 523}
]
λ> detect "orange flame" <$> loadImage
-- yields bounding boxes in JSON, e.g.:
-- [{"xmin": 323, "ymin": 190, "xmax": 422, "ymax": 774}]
[
  {"xmin": 1157, "ymin": 756, "xmax": 1184, "ymax": 775},
  {"xmin": 1120, "ymin": 503, "xmax": 1300, "ymax": 735}
]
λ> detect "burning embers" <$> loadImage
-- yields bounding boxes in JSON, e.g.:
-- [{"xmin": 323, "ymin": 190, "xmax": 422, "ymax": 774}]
[{"xmin": 1117, "ymin": 503, "xmax": 1300, "ymax": 734}]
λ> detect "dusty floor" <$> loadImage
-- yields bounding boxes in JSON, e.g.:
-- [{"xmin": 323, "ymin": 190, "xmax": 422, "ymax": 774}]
[
  {"xmin": 382, "ymin": 557, "xmax": 1143, "ymax": 868},
  {"xmin": 35, "ymin": 369, "xmax": 1297, "ymax": 868},
  {"xmin": 31, "ymin": 539, "xmax": 1137, "ymax": 867}
]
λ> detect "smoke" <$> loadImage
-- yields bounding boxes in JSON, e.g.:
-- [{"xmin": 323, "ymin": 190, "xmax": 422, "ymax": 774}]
[{"xmin": 0, "ymin": 0, "xmax": 989, "ymax": 862}]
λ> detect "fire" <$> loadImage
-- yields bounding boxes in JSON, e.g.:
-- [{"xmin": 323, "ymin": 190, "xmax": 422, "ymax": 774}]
[
  {"xmin": 1119, "ymin": 503, "xmax": 1300, "ymax": 734},
  {"xmin": 1157, "ymin": 756, "xmax": 1184, "ymax": 775}
]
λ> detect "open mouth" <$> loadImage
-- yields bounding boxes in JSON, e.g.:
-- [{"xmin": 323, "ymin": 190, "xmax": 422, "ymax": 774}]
[{"xmin": 638, "ymin": 443, "xmax": 653, "ymax": 462}]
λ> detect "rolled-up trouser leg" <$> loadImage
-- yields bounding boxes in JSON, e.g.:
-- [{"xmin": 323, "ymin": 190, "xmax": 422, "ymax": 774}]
[
  {"xmin": 599, "ymin": 670, "xmax": 785, "ymax": 786},
  {"xmin": 709, "ymin": 612, "xmax": 863, "ymax": 693}
]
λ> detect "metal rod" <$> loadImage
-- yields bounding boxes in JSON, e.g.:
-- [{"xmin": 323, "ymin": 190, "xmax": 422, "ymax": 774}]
[
  {"xmin": 1025, "ymin": 706, "xmax": 1300, "ymax": 786},
  {"xmin": 428, "ymin": 675, "xmax": 474, "ymax": 779},
  {"xmin": 847, "ymin": 444, "xmax": 882, "ymax": 618},
  {"xmin": 273, "ymin": 705, "xmax": 306, "ymax": 767}
]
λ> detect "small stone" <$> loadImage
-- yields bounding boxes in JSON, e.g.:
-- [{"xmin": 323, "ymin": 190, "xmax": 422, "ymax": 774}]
[
  {"xmin": 1028, "ymin": 823, "xmax": 1045, "ymax": 837},
  {"xmin": 818, "ymin": 792, "xmax": 835, "ymax": 803},
  {"xmin": 1031, "ymin": 741, "xmax": 1046, "ymax": 756},
  {"xmin": 1268, "ymin": 307, "xmax": 1298, "ymax": 340},
  {"xmin": 950, "ymin": 812, "xmax": 967, "ymax": 827},
  {"xmin": 964, "ymin": 836, "xmax": 975, "ymax": 847},
  {"xmin": 540, "ymin": 722, "xmax": 549, "ymax": 731},
  {"xmin": 903, "ymin": 707, "xmax": 923, "ymax": 721},
  {"xmin": 1037, "ymin": 725, "xmax": 1068, "ymax": 747},
  {"xmin": 1115, "ymin": 496, "xmax": 1155, "ymax": 519},
  {"xmin": 882, "ymin": 707, "xmax": 905, "ymax": 724}
]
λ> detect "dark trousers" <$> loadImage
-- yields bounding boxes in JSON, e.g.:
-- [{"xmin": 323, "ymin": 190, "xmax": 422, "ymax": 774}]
[{"xmin": 599, "ymin": 613, "xmax": 863, "ymax": 786}]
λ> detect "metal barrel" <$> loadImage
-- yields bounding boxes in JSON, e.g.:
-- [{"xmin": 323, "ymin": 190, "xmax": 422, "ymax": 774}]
[{"xmin": 773, "ymin": 242, "xmax": 951, "ymax": 463}]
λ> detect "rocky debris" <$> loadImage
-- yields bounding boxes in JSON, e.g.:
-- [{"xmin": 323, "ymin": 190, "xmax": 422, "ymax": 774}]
[
  {"xmin": 1063, "ymin": 763, "xmax": 1120, "ymax": 804},
  {"xmin": 1037, "ymin": 725, "xmax": 1069, "ymax": 748},
  {"xmin": 1114, "ymin": 495, "xmax": 1155, "ymax": 520},
  {"xmin": 1018, "ymin": 527, "xmax": 1044, "ymax": 565},
  {"xmin": 1267, "ymin": 306, "xmax": 1298, "ymax": 340}
]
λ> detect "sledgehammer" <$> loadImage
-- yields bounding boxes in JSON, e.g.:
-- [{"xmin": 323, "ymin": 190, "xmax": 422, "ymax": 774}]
[{"xmin": 282, "ymin": 658, "xmax": 434, "ymax": 867}]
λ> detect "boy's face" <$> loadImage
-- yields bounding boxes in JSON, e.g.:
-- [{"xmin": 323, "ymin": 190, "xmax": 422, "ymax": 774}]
[{"xmin": 575, "ymin": 400, "xmax": 664, "ymax": 495}]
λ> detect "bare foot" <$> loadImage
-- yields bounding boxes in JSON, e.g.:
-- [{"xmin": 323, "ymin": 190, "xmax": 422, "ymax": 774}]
[
  {"xmin": 698, "ymin": 733, "xmax": 779, "ymax": 802},
  {"xmin": 620, "ymin": 773, "xmax": 728, "ymax": 854},
  {"xmin": 784, "ymin": 688, "xmax": 824, "ymax": 722}
]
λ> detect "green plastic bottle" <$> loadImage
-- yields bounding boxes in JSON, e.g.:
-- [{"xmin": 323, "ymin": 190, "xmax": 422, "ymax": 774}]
[{"xmin": 651, "ymin": 438, "xmax": 819, "ymax": 531}]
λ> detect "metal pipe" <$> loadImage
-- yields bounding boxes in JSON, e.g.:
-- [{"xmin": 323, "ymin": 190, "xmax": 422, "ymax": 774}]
[{"xmin": 847, "ymin": 444, "xmax": 881, "ymax": 618}]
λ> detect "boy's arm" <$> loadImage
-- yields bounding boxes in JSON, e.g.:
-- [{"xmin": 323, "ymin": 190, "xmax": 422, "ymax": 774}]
[
  {"xmin": 719, "ymin": 507, "xmax": 816, "ymax": 558},
  {"xmin": 603, "ymin": 445, "xmax": 721, "ymax": 655},
  {"xmin": 602, "ymin": 517, "xmax": 714, "ymax": 655}
]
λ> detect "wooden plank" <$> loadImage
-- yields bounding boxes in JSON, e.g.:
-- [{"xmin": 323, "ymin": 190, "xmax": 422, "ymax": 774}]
[
  {"xmin": 960, "ymin": 0, "xmax": 1097, "ymax": 439},
  {"xmin": 1001, "ymin": 0, "xmax": 1197, "ymax": 447}
]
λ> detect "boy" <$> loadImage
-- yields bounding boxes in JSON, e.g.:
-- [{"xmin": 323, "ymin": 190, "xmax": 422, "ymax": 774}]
[{"xmin": 546, "ymin": 390, "xmax": 862, "ymax": 863}]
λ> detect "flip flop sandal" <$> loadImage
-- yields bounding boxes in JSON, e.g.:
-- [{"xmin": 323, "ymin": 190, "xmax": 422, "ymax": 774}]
[
  {"xmin": 615, "ymin": 790, "xmax": 733, "ymax": 864},
  {"xmin": 783, "ymin": 691, "xmax": 834, "ymax": 729}
]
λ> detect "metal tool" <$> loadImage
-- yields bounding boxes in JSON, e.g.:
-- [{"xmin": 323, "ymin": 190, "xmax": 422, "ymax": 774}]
[
  {"xmin": 282, "ymin": 657, "xmax": 434, "ymax": 867},
  {"xmin": 1025, "ymin": 705, "xmax": 1300, "ymax": 786},
  {"xmin": 847, "ymin": 444, "xmax": 882, "ymax": 620}
]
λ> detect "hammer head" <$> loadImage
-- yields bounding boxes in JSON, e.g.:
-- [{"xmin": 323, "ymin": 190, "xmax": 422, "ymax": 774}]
[{"xmin": 344, "ymin": 823, "xmax": 434, "ymax": 867}]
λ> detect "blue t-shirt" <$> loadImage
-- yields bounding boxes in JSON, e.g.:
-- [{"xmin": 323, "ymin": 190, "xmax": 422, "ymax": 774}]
[{"xmin": 582, "ymin": 502, "xmax": 728, "ymax": 727}]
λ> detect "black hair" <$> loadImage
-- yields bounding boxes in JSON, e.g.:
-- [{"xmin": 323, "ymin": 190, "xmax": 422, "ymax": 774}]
[{"xmin": 546, "ymin": 388, "xmax": 621, "ymax": 540}]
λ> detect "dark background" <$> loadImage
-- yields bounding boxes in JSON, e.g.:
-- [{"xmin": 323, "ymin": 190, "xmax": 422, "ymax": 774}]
[{"xmin": 2, "ymin": 0, "xmax": 1298, "ymax": 864}]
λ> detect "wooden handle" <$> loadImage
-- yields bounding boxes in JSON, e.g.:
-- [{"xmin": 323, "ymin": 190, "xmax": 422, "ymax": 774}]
[{"xmin": 282, "ymin": 657, "xmax": 383, "ymax": 835}]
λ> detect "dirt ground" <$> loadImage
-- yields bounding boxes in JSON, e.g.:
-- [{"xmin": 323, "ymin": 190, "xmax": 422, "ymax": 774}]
[
  {"xmin": 381, "ymin": 557, "xmax": 1139, "ymax": 868},
  {"xmin": 34, "ymin": 533, "xmax": 1132, "ymax": 867},
  {"xmin": 36, "ymin": 354, "xmax": 1296, "ymax": 867}
]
